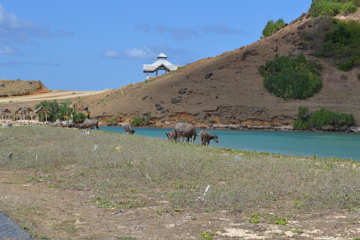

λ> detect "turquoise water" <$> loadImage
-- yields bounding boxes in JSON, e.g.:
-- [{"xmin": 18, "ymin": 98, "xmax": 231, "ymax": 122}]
[{"xmin": 100, "ymin": 126, "xmax": 360, "ymax": 161}]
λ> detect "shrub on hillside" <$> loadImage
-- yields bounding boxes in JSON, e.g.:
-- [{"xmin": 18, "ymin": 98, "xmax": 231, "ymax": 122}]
[
  {"xmin": 301, "ymin": 17, "xmax": 360, "ymax": 71},
  {"xmin": 293, "ymin": 106, "xmax": 355, "ymax": 130},
  {"xmin": 259, "ymin": 53, "xmax": 323, "ymax": 99},
  {"xmin": 262, "ymin": 18, "xmax": 286, "ymax": 37},
  {"xmin": 132, "ymin": 113, "xmax": 151, "ymax": 126},
  {"xmin": 309, "ymin": 0, "xmax": 359, "ymax": 17}
]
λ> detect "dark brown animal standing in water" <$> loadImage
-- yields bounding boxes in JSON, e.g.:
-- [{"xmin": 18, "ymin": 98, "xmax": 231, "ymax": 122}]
[
  {"xmin": 75, "ymin": 119, "xmax": 99, "ymax": 130},
  {"xmin": 199, "ymin": 130, "xmax": 219, "ymax": 146},
  {"xmin": 123, "ymin": 122, "xmax": 135, "ymax": 134},
  {"xmin": 173, "ymin": 123, "xmax": 196, "ymax": 143}
]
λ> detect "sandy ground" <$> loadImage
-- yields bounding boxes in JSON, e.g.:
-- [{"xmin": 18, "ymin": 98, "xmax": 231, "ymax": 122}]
[{"xmin": 0, "ymin": 90, "xmax": 108, "ymax": 103}]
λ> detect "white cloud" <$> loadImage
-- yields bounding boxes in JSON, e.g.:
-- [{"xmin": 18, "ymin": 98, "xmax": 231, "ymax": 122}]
[
  {"xmin": 36, "ymin": 61, "xmax": 61, "ymax": 66},
  {"xmin": 101, "ymin": 46, "xmax": 197, "ymax": 64},
  {"xmin": 124, "ymin": 47, "xmax": 154, "ymax": 59},
  {"xmin": 0, "ymin": 45, "xmax": 19, "ymax": 55},
  {"xmin": 135, "ymin": 23, "xmax": 245, "ymax": 40},
  {"xmin": 0, "ymin": 4, "xmax": 73, "ymax": 55},
  {"xmin": 0, "ymin": 4, "xmax": 38, "ymax": 30},
  {"xmin": 101, "ymin": 49, "xmax": 121, "ymax": 59},
  {"xmin": 201, "ymin": 25, "xmax": 247, "ymax": 35}
]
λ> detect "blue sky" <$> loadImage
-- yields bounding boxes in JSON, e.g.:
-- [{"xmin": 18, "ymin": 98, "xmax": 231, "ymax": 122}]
[{"xmin": 0, "ymin": 0, "xmax": 312, "ymax": 91}]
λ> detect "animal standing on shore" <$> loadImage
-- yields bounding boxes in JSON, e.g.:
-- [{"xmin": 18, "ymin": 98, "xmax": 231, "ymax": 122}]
[
  {"xmin": 173, "ymin": 123, "xmax": 196, "ymax": 143},
  {"xmin": 199, "ymin": 130, "xmax": 219, "ymax": 146},
  {"xmin": 166, "ymin": 129, "xmax": 177, "ymax": 141},
  {"xmin": 75, "ymin": 118, "xmax": 99, "ymax": 130},
  {"xmin": 123, "ymin": 122, "xmax": 135, "ymax": 134}
]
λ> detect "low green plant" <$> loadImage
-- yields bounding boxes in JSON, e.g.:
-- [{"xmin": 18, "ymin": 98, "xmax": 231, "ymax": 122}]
[
  {"xmin": 106, "ymin": 118, "xmax": 117, "ymax": 126},
  {"xmin": 199, "ymin": 231, "xmax": 217, "ymax": 239},
  {"xmin": 262, "ymin": 18, "xmax": 286, "ymax": 37},
  {"xmin": 131, "ymin": 113, "xmax": 151, "ymax": 126},
  {"xmin": 259, "ymin": 53, "xmax": 322, "ymax": 99},
  {"xmin": 293, "ymin": 106, "xmax": 311, "ymax": 130},
  {"xmin": 293, "ymin": 106, "xmax": 355, "ymax": 130},
  {"xmin": 247, "ymin": 213, "xmax": 263, "ymax": 223},
  {"xmin": 270, "ymin": 214, "xmax": 288, "ymax": 225},
  {"xmin": 308, "ymin": 107, "xmax": 355, "ymax": 129}
]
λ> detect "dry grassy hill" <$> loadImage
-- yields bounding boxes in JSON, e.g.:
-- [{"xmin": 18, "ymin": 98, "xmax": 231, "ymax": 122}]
[
  {"xmin": 0, "ymin": 79, "xmax": 50, "ymax": 97},
  {"xmin": 82, "ymin": 10, "xmax": 360, "ymax": 127},
  {"xmin": 1, "ymin": 10, "xmax": 360, "ymax": 127}
]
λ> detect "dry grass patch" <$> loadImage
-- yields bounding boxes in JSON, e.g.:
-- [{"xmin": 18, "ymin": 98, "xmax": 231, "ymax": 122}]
[
  {"xmin": 1, "ymin": 126, "xmax": 360, "ymax": 214},
  {"xmin": 1, "ymin": 126, "xmax": 360, "ymax": 239}
]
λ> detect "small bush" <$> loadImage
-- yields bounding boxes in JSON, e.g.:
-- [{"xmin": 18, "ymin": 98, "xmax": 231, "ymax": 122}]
[
  {"xmin": 293, "ymin": 106, "xmax": 311, "ymax": 129},
  {"xmin": 131, "ymin": 113, "xmax": 151, "ymax": 126},
  {"xmin": 259, "ymin": 53, "xmax": 322, "ymax": 99},
  {"xmin": 106, "ymin": 118, "xmax": 117, "ymax": 126},
  {"xmin": 262, "ymin": 18, "xmax": 286, "ymax": 37},
  {"xmin": 73, "ymin": 112, "xmax": 86, "ymax": 123},
  {"xmin": 293, "ymin": 106, "xmax": 355, "ymax": 130}
]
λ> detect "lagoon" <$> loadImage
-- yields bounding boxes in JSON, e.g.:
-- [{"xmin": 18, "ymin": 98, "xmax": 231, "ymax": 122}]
[{"xmin": 100, "ymin": 126, "xmax": 360, "ymax": 161}]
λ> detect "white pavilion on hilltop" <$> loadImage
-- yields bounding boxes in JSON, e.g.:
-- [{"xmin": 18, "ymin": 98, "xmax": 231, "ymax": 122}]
[{"xmin": 143, "ymin": 53, "xmax": 180, "ymax": 79}]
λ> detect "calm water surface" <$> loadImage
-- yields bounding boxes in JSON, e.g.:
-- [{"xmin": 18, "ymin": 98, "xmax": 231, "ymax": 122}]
[{"xmin": 100, "ymin": 126, "xmax": 360, "ymax": 161}]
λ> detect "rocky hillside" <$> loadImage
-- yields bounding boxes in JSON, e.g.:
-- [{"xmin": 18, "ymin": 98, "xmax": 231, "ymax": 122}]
[
  {"xmin": 0, "ymin": 80, "xmax": 51, "ymax": 97},
  {"xmin": 80, "ymin": 10, "xmax": 360, "ymax": 127}
]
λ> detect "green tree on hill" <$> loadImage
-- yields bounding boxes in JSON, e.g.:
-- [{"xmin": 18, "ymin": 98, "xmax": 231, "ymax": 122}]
[{"xmin": 262, "ymin": 18, "xmax": 286, "ymax": 37}]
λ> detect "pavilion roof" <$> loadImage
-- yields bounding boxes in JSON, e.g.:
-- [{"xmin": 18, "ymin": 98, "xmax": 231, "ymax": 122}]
[
  {"xmin": 143, "ymin": 59, "xmax": 179, "ymax": 73},
  {"xmin": 157, "ymin": 53, "xmax": 167, "ymax": 59}
]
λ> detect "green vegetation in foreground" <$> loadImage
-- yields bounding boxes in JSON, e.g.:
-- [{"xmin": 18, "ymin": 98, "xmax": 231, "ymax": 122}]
[
  {"xmin": 2, "ymin": 126, "xmax": 360, "ymax": 213},
  {"xmin": 259, "ymin": 53, "xmax": 323, "ymax": 99},
  {"xmin": 300, "ymin": 16, "xmax": 360, "ymax": 71},
  {"xmin": 294, "ymin": 106, "xmax": 356, "ymax": 130},
  {"xmin": 262, "ymin": 18, "xmax": 286, "ymax": 37},
  {"xmin": 309, "ymin": 0, "xmax": 360, "ymax": 17}
]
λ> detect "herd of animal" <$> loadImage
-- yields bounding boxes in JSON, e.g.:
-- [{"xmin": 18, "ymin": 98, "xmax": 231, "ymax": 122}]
[
  {"xmin": 125, "ymin": 122, "xmax": 219, "ymax": 146},
  {"xmin": 65, "ymin": 119, "xmax": 219, "ymax": 146}
]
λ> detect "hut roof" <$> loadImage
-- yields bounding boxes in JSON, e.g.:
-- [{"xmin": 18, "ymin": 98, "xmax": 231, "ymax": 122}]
[
  {"xmin": 15, "ymin": 107, "xmax": 33, "ymax": 114},
  {"xmin": 0, "ymin": 108, "xmax": 11, "ymax": 113},
  {"xmin": 34, "ymin": 106, "xmax": 50, "ymax": 114}
]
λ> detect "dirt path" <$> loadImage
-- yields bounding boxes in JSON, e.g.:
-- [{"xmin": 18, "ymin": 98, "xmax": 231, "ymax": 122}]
[{"xmin": 0, "ymin": 90, "xmax": 109, "ymax": 103}]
